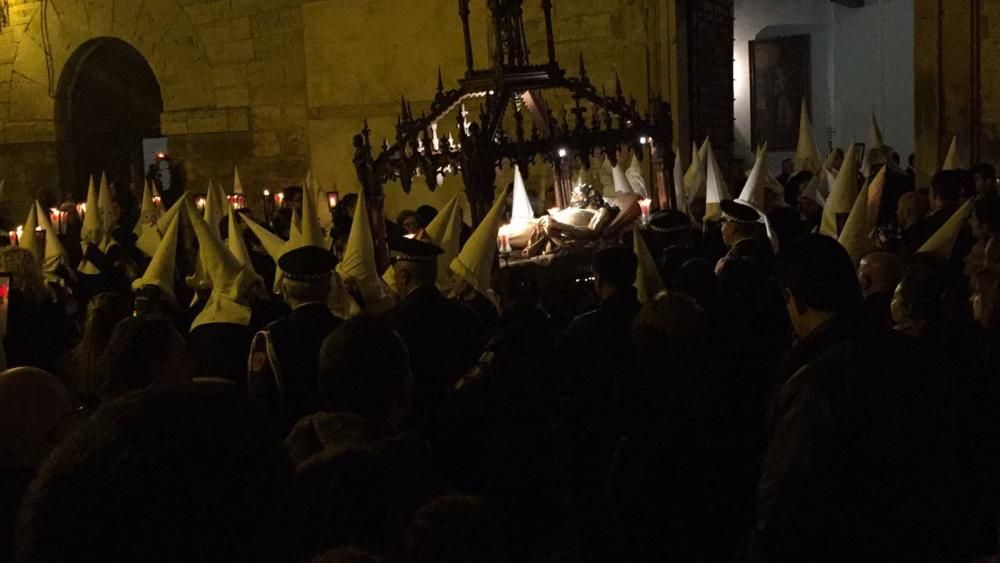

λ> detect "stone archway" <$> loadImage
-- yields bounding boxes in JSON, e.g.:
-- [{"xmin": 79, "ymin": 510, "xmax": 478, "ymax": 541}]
[{"xmin": 55, "ymin": 38, "xmax": 163, "ymax": 195}]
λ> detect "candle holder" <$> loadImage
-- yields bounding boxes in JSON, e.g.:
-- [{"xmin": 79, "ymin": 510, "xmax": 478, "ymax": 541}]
[
  {"xmin": 638, "ymin": 199, "xmax": 652, "ymax": 226},
  {"xmin": 262, "ymin": 189, "xmax": 273, "ymax": 226}
]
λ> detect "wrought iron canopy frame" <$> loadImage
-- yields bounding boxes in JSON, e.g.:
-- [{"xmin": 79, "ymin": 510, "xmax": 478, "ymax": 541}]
[{"xmin": 353, "ymin": 0, "xmax": 676, "ymax": 261}]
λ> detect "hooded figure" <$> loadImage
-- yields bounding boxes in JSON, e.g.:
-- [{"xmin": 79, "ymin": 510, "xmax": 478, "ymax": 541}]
[
  {"xmin": 451, "ymin": 186, "xmax": 510, "ymax": 297},
  {"xmin": 131, "ymin": 210, "xmax": 181, "ymax": 302},
  {"xmin": 918, "ymin": 198, "xmax": 974, "ymax": 259},
  {"xmin": 684, "ymin": 141, "xmax": 707, "ymax": 203},
  {"xmin": 704, "ymin": 141, "xmax": 731, "ymax": 222},
  {"xmin": 77, "ymin": 176, "xmax": 103, "ymax": 275},
  {"xmin": 861, "ymin": 113, "xmax": 886, "ymax": 178},
  {"xmin": 838, "ymin": 179, "xmax": 878, "ymax": 264},
  {"xmin": 34, "ymin": 202, "xmax": 69, "ymax": 278},
  {"xmin": 336, "ymin": 190, "xmax": 393, "ymax": 314},
  {"xmin": 136, "ymin": 195, "xmax": 187, "ymax": 258},
  {"xmin": 942, "ymin": 136, "xmax": 963, "ymax": 171},
  {"xmin": 612, "ymin": 162, "xmax": 635, "ymax": 196},
  {"xmin": 794, "ymin": 100, "xmax": 821, "ymax": 175},
  {"xmin": 634, "ymin": 229, "xmax": 666, "ymax": 304},
  {"xmin": 627, "ymin": 153, "xmax": 649, "ymax": 199},
  {"xmin": 18, "ymin": 204, "xmax": 42, "ymax": 263},
  {"xmin": 820, "ymin": 145, "xmax": 860, "ymax": 237},
  {"xmin": 187, "ymin": 200, "xmax": 261, "ymax": 331},
  {"xmin": 134, "ymin": 181, "xmax": 158, "ymax": 238}
]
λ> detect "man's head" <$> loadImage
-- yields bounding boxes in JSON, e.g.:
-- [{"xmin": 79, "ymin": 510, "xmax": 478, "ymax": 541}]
[
  {"xmin": 389, "ymin": 237, "xmax": 442, "ymax": 298},
  {"xmin": 592, "ymin": 246, "xmax": 638, "ymax": 300},
  {"xmin": 831, "ymin": 148, "xmax": 845, "ymax": 171},
  {"xmin": 416, "ymin": 205, "xmax": 438, "ymax": 229},
  {"xmin": 0, "ymin": 368, "xmax": 73, "ymax": 470},
  {"xmin": 282, "ymin": 186, "xmax": 304, "ymax": 213},
  {"xmin": 781, "ymin": 158, "xmax": 794, "ymax": 176},
  {"xmin": 972, "ymin": 196, "xmax": 1000, "ymax": 242},
  {"xmin": 279, "ymin": 246, "xmax": 335, "ymax": 308},
  {"xmin": 719, "ymin": 200, "xmax": 761, "ymax": 248},
  {"xmin": 775, "ymin": 235, "xmax": 863, "ymax": 338},
  {"xmin": 318, "ymin": 317, "xmax": 412, "ymax": 428},
  {"xmin": 972, "ymin": 163, "xmax": 997, "ymax": 197},
  {"xmin": 858, "ymin": 252, "xmax": 904, "ymax": 297},
  {"xmin": 930, "ymin": 170, "xmax": 968, "ymax": 210},
  {"xmin": 17, "ymin": 386, "xmax": 300, "ymax": 563},
  {"xmin": 897, "ymin": 191, "xmax": 930, "ymax": 229},
  {"xmin": 101, "ymin": 317, "xmax": 192, "ymax": 400}
]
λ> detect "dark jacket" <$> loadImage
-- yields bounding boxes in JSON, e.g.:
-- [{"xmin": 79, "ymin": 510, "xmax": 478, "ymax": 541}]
[
  {"xmin": 754, "ymin": 315, "xmax": 962, "ymax": 562},
  {"xmin": 286, "ymin": 412, "xmax": 451, "ymax": 542},
  {"xmin": 384, "ymin": 284, "xmax": 485, "ymax": 430},
  {"xmin": 248, "ymin": 302, "xmax": 341, "ymax": 432}
]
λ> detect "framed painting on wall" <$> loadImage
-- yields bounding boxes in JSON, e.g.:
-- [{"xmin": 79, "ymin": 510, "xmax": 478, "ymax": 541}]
[{"xmin": 749, "ymin": 35, "xmax": 811, "ymax": 151}]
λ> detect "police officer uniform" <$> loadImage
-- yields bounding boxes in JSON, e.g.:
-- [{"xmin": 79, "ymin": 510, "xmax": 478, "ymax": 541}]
[{"xmin": 247, "ymin": 246, "xmax": 341, "ymax": 431}]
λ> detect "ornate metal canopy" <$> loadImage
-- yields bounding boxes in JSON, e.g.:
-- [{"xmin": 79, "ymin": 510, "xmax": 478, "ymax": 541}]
[{"xmin": 353, "ymin": 0, "xmax": 675, "ymax": 264}]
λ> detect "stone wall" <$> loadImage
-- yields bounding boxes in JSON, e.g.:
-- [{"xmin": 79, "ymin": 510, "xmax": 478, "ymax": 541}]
[
  {"xmin": 0, "ymin": 0, "xmax": 693, "ymax": 221},
  {"xmin": 914, "ymin": 0, "xmax": 1000, "ymax": 188}
]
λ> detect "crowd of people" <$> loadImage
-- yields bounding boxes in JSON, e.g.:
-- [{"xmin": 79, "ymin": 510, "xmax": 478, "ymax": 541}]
[{"xmin": 0, "ymin": 136, "xmax": 999, "ymax": 563}]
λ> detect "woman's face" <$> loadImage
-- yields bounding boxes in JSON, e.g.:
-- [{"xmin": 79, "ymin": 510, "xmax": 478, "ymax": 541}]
[{"xmin": 402, "ymin": 216, "xmax": 420, "ymax": 235}]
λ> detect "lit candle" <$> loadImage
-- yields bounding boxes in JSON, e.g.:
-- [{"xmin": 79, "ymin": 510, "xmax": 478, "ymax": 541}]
[
  {"xmin": 50, "ymin": 208, "xmax": 59, "ymax": 232},
  {"xmin": 638, "ymin": 198, "xmax": 652, "ymax": 226},
  {"xmin": 263, "ymin": 189, "xmax": 270, "ymax": 198},
  {"xmin": 7, "ymin": 231, "xmax": 16, "ymax": 246},
  {"xmin": 77, "ymin": 203, "xmax": 86, "ymax": 218},
  {"xmin": 152, "ymin": 196, "xmax": 162, "ymax": 207},
  {"xmin": 15, "ymin": 226, "xmax": 23, "ymax": 244},
  {"xmin": 275, "ymin": 192, "xmax": 285, "ymax": 206},
  {"xmin": 196, "ymin": 197, "xmax": 206, "ymax": 210}
]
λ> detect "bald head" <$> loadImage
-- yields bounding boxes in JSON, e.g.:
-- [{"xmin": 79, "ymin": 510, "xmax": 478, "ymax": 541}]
[
  {"xmin": 0, "ymin": 368, "xmax": 73, "ymax": 469},
  {"xmin": 858, "ymin": 252, "xmax": 904, "ymax": 297}
]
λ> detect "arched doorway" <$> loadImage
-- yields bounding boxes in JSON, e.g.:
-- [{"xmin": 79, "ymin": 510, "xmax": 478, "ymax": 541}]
[{"xmin": 56, "ymin": 38, "xmax": 163, "ymax": 196}]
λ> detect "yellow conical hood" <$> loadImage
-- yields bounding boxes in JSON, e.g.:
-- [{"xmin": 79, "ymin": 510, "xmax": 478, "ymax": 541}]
[
  {"xmin": 870, "ymin": 113, "xmax": 885, "ymax": 147},
  {"xmin": 300, "ymin": 179, "xmax": 327, "ymax": 249},
  {"xmin": 942, "ymin": 136, "xmax": 963, "ymax": 171},
  {"xmin": 233, "ymin": 165, "xmax": 244, "ymax": 195},
  {"xmin": 187, "ymin": 202, "xmax": 258, "ymax": 329},
  {"xmin": 204, "ymin": 179, "xmax": 227, "ymax": 237},
  {"xmin": 425, "ymin": 194, "xmax": 464, "ymax": 290},
  {"xmin": 838, "ymin": 181, "xmax": 876, "ymax": 263},
  {"xmin": 611, "ymin": 162, "xmax": 634, "ymax": 195},
  {"xmin": 794, "ymin": 99, "xmax": 821, "ymax": 174},
  {"xmin": 704, "ymin": 141, "xmax": 731, "ymax": 221},
  {"xmin": 307, "ymin": 169, "xmax": 335, "ymax": 231},
  {"xmin": 451, "ymin": 186, "xmax": 509, "ymax": 295},
  {"xmin": 511, "ymin": 165, "xmax": 534, "ymax": 221},
  {"xmin": 19, "ymin": 204, "xmax": 41, "ymax": 262},
  {"xmin": 918, "ymin": 199, "xmax": 974, "ymax": 258},
  {"xmin": 634, "ymin": 229, "xmax": 665, "ymax": 304},
  {"xmin": 227, "ymin": 207, "xmax": 252, "ymax": 267},
  {"xmin": 134, "ymin": 181, "xmax": 157, "ymax": 237},
  {"xmin": 698, "ymin": 137, "xmax": 710, "ymax": 164},
  {"xmin": 97, "ymin": 172, "xmax": 113, "ymax": 236},
  {"xmin": 288, "ymin": 210, "xmax": 303, "ymax": 249},
  {"xmin": 672, "ymin": 147, "xmax": 689, "ymax": 216},
  {"xmin": 242, "ymin": 214, "xmax": 287, "ymax": 261},
  {"xmin": 136, "ymin": 195, "xmax": 187, "ymax": 258},
  {"xmin": 820, "ymin": 144, "xmax": 859, "ymax": 237},
  {"xmin": 861, "ymin": 113, "xmax": 886, "ymax": 177},
  {"xmin": 336, "ymin": 190, "xmax": 393, "ymax": 314},
  {"xmin": 132, "ymin": 210, "xmax": 180, "ymax": 299},
  {"xmin": 34, "ymin": 203, "xmax": 68, "ymax": 274},
  {"xmin": 626, "ymin": 153, "xmax": 648, "ymax": 198},
  {"xmin": 739, "ymin": 149, "xmax": 771, "ymax": 210},
  {"xmin": 188, "ymin": 181, "xmax": 228, "ymax": 292},
  {"xmin": 80, "ymin": 175, "xmax": 102, "ymax": 245},
  {"xmin": 683, "ymin": 141, "xmax": 706, "ymax": 201}
]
